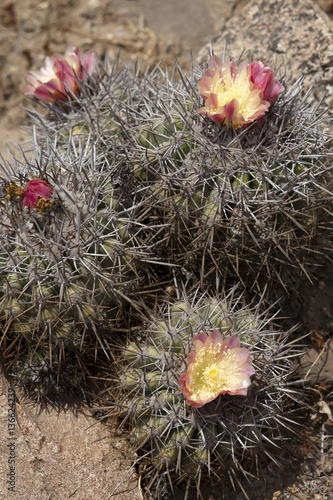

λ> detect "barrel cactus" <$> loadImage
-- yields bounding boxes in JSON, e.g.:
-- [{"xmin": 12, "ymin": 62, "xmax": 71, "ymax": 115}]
[
  {"xmin": 0, "ymin": 138, "xmax": 158, "ymax": 397},
  {"xmin": 25, "ymin": 50, "xmax": 333, "ymax": 298},
  {"xmin": 110, "ymin": 289, "xmax": 305, "ymax": 495},
  {"xmin": 127, "ymin": 56, "xmax": 333, "ymax": 294}
]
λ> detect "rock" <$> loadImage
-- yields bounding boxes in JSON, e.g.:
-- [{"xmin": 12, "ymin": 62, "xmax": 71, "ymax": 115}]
[
  {"xmin": 299, "ymin": 339, "xmax": 333, "ymax": 384},
  {"xmin": 197, "ymin": 0, "xmax": 333, "ymax": 111},
  {"xmin": 315, "ymin": 0, "xmax": 333, "ymax": 14},
  {"xmin": 0, "ymin": 356, "xmax": 140, "ymax": 500}
]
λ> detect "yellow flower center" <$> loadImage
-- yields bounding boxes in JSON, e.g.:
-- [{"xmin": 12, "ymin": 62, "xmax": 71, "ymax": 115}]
[
  {"xmin": 210, "ymin": 67, "xmax": 262, "ymax": 121},
  {"xmin": 208, "ymin": 367, "xmax": 217, "ymax": 377},
  {"xmin": 189, "ymin": 343, "xmax": 242, "ymax": 402}
]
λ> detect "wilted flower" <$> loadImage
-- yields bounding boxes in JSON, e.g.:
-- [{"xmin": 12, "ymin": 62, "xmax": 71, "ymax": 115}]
[
  {"xmin": 23, "ymin": 47, "xmax": 95, "ymax": 104},
  {"xmin": 23, "ymin": 179, "xmax": 52, "ymax": 209},
  {"xmin": 198, "ymin": 55, "xmax": 284, "ymax": 128},
  {"xmin": 4, "ymin": 182, "xmax": 24, "ymax": 201},
  {"xmin": 179, "ymin": 330, "xmax": 255, "ymax": 408}
]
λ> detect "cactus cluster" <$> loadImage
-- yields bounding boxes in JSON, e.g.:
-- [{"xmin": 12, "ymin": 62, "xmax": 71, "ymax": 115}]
[
  {"xmin": 0, "ymin": 47, "xmax": 331, "ymax": 496},
  {"xmin": 27, "ymin": 56, "xmax": 333, "ymax": 295}
]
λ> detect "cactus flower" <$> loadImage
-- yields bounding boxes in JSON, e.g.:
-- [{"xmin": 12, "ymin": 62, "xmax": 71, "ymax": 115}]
[
  {"xmin": 198, "ymin": 56, "xmax": 284, "ymax": 128},
  {"xmin": 23, "ymin": 47, "xmax": 95, "ymax": 104},
  {"xmin": 179, "ymin": 331, "xmax": 255, "ymax": 408},
  {"xmin": 23, "ymin": 179, "xmax": 52, "ymax": 209}
]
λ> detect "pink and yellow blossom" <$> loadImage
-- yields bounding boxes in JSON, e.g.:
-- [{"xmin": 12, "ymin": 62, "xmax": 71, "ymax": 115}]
[
  {"xmin": 24, "ymin": 47, "xmax": 96, "ymax": 104},
  {"xmin": 179, "ymin": 330, "xmax": 255, "ymax": 408},
  {"xmin": 198, "ymin": 55, "xmax": 284, "ymax": 128},
  {"xmin": 23, "ymin": 179, "xmax": 52, "ymax": 209}
]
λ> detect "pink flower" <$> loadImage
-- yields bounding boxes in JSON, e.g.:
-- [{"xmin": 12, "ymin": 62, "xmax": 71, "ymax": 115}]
[
  {"xmin": 249, "ymin": 61, "xmax": 284, "ymax": 105},
  {"xmin": 198, "ymin": 56, "xmax": 284, "ymax": 128},
  {"xmin": 23, "ymin": 179, "xmax": 52, "ymax": 209},
  {"xmin": 24, "ymin": 47, "xmax": 96, "ymax": 104},
  {"xmin": 179, "ymin": 331, "xmax": 255, "ymax": 408}
]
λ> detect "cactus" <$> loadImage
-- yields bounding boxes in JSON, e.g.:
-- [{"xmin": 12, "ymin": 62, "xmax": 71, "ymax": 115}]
[
  {"xmin": 0, "ymin": 138, "xmax": 161, "ymax": 398},
  {"xmin": 8, "ymin": 47, "xmax": 331, "ymax": 404},
  {"xmin": 25, "ymin": 53, "xmax": 333, "ymax": 298},
  {"xmin": 127, "ymin": 64, "xmax": 333, "ymax": 294},
  {"xmin": 110, "ymin": 289, "xmax": 305, "ymax": 495}
]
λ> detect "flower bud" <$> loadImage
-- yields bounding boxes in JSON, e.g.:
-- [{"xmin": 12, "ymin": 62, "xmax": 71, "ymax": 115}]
[{"xmin": 22, "ymin": 179, "xmax": 52, "ymax": 209}]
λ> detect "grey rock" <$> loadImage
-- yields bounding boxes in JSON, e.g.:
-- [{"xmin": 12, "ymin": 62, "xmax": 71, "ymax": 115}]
[{"xmin": 299, "ymin": 339, "xmax": 333, "ymax": 384}]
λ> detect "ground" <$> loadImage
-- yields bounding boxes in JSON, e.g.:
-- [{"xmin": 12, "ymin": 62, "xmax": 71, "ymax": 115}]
[{"xmin": 0, "ymin": 0, "xmax": 333, "ymax": 499}]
